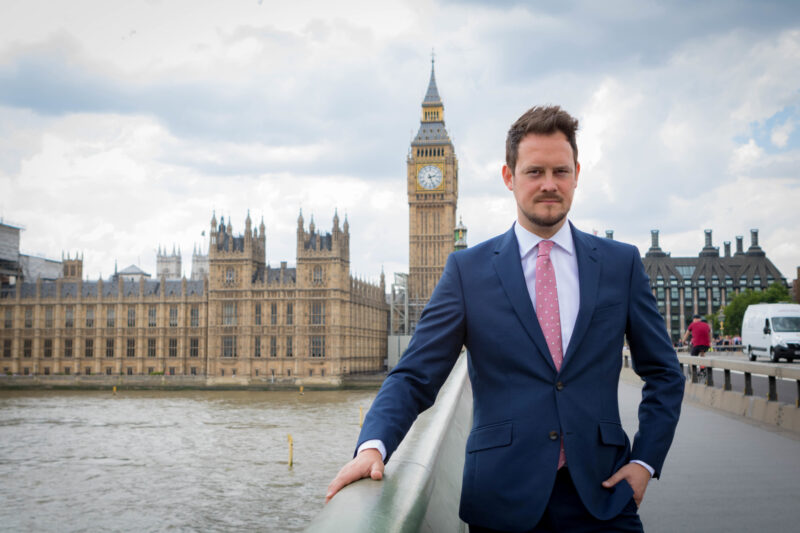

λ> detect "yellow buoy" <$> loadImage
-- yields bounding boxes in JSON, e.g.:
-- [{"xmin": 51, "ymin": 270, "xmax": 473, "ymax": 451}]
[
  {"xmin": 112, "ymin": 386, "xmax": 117, "ymax": 395},
  {"xmin": 299, "ymin": 385, "xmax": 304, "ymax": 395},
  {"xmin": 288, "ymin": 434, "xmax": 294, "ymax": 468}
]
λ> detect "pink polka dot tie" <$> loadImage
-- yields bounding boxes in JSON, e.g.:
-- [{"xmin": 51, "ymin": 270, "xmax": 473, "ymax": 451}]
[{"xmin": 535, "ymin": 240, "xmax": 566, "ymax": 469}]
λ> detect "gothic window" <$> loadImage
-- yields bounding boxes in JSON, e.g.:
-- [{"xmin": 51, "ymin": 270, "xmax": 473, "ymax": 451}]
[
  {"xmin": 254, "ymin": 304, "xmax": 262, "ymax": 325},
  {"xmin": 286, "ymin": 303, "xmax": 293, "ymax": 325},
  {"xmin": 222, "ymin": 336, "xmax": 237, "ymax": 358},
  {"xmin": 169, "ymin": 306, "xmax": 178, "ymax": 327},
  {"xmin": 45, "ymin": 307, "xmax": 54, "ymax": 328},
  {"xmin": 86, "ymin": 307, "xmax": 95, "ymax": 328},
  {"xmin": 169, "ymin": 338, "xmax": 178, "ymax": 357},
  {"xmin": 311, "ymin": 302, "xmax": 325, "ymax": 325},
  {"xmin": 65, "ymin": 306, "xmax": 74, "ymax": 328},
  {"xmin": 311, "ymin": 336, "xmax": 325, "ymax": 358},
  {"xmin": 44, "ymin": 339, "xmax": 52, "ymax": 358},
  {"xmin": 313, "ymin": 266, "xmax": 323, "ymax": 285},
  {"xmin": 106, "ymin": 307, "xmax": 115, "ymax": 328},
  {"xmin": 23, "ymin": 339, "xmax": 32, "ymax": 358},
  {"xmin": 226, "ymin": 268, "xmax": 235, "ymax": 284},
  {"xmin": 147, "ymin": 338, "xmax": 156, "ymax": 357},
  {"xmin": 85, "ymin": 339, "xmax": 93, "ymax": 358},
  {"xmin": 222, "ymin": 303, "xmax": 236, "ymax": 325},
  {"xmin": 270, "ymin": 303, "xmax": 277, "ymax": 325},
  {"xmin": 190, "ymin": 306, "xmax": 199, "ymax": 328},
  {"xmin": 3, "ymin": 339, "xmax": 11, "ymax": 358},
  {"xmin": 286, "ymin": 337, "xmax": 293, "ymax": 357},
  {"xmin": 127, "ymin": 338, "xmax": 135, "ymax": 358},
  {"xmin": 3, "ymin": 309, "xmax": 11, "ymax": 328},
  {"xmin": 148, "ymin": 306, "xmax": 157, "ymax": 327},
  {"xmin": 190, "ymin": 338, "xmax": 199, "ymax": 358},
  {"xmin": 127, "ymin": 307, "xmax": 135, "ymax": 328},
  {"xmin": 270, "ymin": 336, "xmax": 277, "ymax": 357},
  {"xmin": 254, "ymin": 337, "xmax": 261, "ymax": 358},
  {"xmin": 106, "ymin": 339, "xmax": 114, "ymax": 358}
]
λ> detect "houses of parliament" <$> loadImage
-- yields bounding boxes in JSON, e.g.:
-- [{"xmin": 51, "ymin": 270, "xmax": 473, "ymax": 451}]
[{"xmin": 0, "ymin": 60, "xmax": 463, "ymax": 382}]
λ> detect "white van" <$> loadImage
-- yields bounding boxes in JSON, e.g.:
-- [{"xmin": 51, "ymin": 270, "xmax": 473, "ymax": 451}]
[{"xmin": 742, "ymin": 303, "xmax": 800, "ymax": 362}]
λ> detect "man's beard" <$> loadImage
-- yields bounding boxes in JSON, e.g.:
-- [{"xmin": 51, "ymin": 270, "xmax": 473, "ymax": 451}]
[{"xmin": 522, "ymin": 198, "xmax": 568, "ymax": 228}]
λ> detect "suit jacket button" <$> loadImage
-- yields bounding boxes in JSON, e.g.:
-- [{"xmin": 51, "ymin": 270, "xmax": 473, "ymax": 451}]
[
  {"xmin": 556, "ymin": 381, "xmax": 564, "ymax": 391},
  {"xmin": 549, "ymin": 431, "xmax": 558, "ymax": 440}
]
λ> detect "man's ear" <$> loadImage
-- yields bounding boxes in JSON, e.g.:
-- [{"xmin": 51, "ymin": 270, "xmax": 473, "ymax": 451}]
[
  {"xmin": 502, "ymin": 164, "xmax": 514, "ymax": 192},
  {"xmin": 574, "ymin": 161, "xmax": 580, "ymax": 188}
]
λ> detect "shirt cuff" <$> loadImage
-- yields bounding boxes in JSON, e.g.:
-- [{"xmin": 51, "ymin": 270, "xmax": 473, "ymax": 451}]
[
  {"xmin": 630, "ymin": 460, "xmax": 654, "ymax": 477},
  {"xmin": 357, "ymin": 439, "xmax": 387, "ymax": 461}
]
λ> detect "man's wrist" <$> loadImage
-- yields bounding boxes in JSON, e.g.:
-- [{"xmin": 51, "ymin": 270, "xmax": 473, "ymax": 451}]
[
  {"xmin": 629, "ymin": 459, "xmax": 654, "ymax": 477},
  {"xmin": 357, "ymin": 439, "xmax": 387, "ymax": 461}
]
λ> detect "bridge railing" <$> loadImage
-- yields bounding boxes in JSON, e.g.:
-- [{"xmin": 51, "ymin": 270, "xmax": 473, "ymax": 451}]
[
  {"xmin": 306, "ymin": 352, "xmax": 472, "ymax": 533},
  {"xmin": 623, "ymin": 352, "xmax": 800, "ymax": 407}
]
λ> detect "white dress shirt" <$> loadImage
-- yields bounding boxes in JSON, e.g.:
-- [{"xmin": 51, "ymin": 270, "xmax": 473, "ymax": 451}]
[
  {"xmin": 514, "ymin": 220, "xmax": 579, "ymax": 358},
  {"xmin": 360, "ymin": 220, "xmax": 653, "ymax": 477}
]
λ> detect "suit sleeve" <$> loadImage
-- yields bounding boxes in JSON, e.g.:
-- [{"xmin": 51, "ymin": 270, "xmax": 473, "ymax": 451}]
[
  {"xmin": 625, "ymin": 247, "xmax": 685, "ymax": 478},
  {"xmin": 355, "ymin": 253, "xmax": 467, "ymax": 462}
]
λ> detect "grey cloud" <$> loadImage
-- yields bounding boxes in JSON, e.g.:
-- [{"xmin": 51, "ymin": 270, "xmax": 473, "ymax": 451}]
[
  {"xmin": 448, "ymin": 0, "xmax": 800, "ymax": 81},
  {"xmin": 0, "ymin": 33, "xmax": 426, "ymax": 180}
]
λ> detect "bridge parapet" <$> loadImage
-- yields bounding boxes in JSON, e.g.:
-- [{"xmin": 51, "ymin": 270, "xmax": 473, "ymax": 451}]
[
  {"xmin": 622, "ymin": 352, "xmax": 800, "ymax": 433},
  {"xmin": 306, "ymin": 352, "xmax": 472, "ymax": 533}
]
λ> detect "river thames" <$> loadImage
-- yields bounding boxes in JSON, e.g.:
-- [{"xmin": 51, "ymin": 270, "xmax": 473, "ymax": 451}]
[{"xmin": 0, "ymin": 388, "xmax": 378, "ymax": 532}]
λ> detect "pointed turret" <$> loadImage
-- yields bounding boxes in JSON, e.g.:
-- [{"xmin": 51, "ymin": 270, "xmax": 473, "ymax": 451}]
[
  {"xmin": 309, "ymin": 214, "xmax": 315, "ymax": 234},
  {"xmin": 343, "ymin": 213, "xmax": 349, "ymax": 234},
  {"xmin": 423, "ymin": 56, "xmax": 442, "ymax": 105},
  {"xmin": 259, "ymin": 216, "xmax": 266, "ymax": 237},
  {"xmin": 333, "ymin": 208, "xmax": 340, "ymax": 232},
  {"xmin": 454, "ymin": 216, "xmax": 468, "ymax": 251},
  {"xmin": 414, "ymin": 55, "xmax": 450, "ymax": 144}
]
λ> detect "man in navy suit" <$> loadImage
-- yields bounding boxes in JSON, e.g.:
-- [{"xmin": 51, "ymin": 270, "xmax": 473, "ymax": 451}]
[{"xmin": 327, "ymin": 106, "xmax": 684, "ymax": 532}]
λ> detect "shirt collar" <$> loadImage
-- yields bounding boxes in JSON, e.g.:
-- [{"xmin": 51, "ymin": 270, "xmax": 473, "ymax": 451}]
[{"xmin": 514, "ymin": 219, "xmax": 575, "ymax": 260}]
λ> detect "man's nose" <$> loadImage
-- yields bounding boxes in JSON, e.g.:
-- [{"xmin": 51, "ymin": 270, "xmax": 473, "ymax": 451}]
[{"xmin": 540, "ymin": 172, "xmax": 558, "ymax": 191}]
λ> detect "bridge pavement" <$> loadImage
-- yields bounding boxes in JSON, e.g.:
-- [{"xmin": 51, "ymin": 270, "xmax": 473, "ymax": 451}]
[{"xmin": 618, "ymin": 381, "xmax": 800, "ymax": 533}]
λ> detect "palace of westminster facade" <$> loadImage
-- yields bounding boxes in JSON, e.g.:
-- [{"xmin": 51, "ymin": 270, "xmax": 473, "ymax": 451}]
[
  {"xmin": 0, "ymin": 61, "xmax": 792, "ymax": 380},
  {"xmin": 0, "ymin": 61, "xmax": 460, "ymax": 381}
]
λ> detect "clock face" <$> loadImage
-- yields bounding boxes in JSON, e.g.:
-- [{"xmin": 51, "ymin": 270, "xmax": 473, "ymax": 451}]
[{"xmin": 417, "ymin": 165, "xmax": 443, "ymax": 190}]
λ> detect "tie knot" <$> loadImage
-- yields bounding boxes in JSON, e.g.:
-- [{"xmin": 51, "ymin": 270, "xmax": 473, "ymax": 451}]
[{"xmin": 538, "ymin": 240, "xmax": 555, "ymax": 257}]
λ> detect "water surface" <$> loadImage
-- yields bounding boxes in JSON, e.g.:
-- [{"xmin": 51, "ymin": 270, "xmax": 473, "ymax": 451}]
[{"xmin": 0, "ymin": 389, "xmax": 377, "ymax": 532}]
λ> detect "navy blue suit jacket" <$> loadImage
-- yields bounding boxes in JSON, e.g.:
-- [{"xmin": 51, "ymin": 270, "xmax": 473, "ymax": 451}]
[{"xmin": 358, "ymin": 223, "xmax": 684, "ymax": 530}]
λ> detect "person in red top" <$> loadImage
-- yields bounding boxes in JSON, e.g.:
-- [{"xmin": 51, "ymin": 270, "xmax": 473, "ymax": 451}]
[{"xmin": 682, "ymin": 314, "xmax": 711, "ymax": 356}]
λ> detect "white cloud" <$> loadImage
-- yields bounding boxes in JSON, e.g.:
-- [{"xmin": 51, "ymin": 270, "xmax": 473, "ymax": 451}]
[
  {"xmin": 0, "ymin": 0, "xmax": 799, "ymax": 287},
  {"xmin": 771, "ymin": 118, "xmax": 796, "ymax": 148}
]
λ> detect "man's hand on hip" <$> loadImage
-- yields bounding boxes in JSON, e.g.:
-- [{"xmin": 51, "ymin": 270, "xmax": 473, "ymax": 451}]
[
  {"xmin": 325, "ymin": 448, "xmax": 385, "ymax": 503},
  {"xmin": 601, "ymin": 462, "xmax": 651, "ymax": 507}
]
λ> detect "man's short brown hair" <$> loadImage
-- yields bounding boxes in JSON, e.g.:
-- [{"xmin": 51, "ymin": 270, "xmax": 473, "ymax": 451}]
[{"xmin": 505, "ymin": 105, "xmax": 579, "ymax": 171}]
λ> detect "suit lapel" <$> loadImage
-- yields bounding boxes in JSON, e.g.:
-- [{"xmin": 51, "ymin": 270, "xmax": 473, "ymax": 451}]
[
  {"xmin": 492, "ymin": 227, "xmax": 557, "ymax": 372},
  {"xmin": 564, "ymin": 224, "xmax": 601, "ymax": 366}
]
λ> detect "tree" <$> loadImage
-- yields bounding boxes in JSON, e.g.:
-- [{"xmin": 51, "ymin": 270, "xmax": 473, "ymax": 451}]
[{"xmin": 721, "ymin": 283, "xmax": 792, "ymax": 335}]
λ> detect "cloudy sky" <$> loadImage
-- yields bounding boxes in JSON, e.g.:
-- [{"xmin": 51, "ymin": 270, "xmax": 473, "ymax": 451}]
[{"xmin": 1, "ymin": 0, "xmax": 799, "ymax": 286}]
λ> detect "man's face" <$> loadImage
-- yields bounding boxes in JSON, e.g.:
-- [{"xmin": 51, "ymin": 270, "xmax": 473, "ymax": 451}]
[{"xmin": 502, "ymin": 131, "xmax": 579, "ymax": 238}]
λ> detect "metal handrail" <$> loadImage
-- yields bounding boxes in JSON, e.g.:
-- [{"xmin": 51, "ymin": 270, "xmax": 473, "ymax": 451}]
[
  {"xmin": 623, "ymin": 352, "xmax": 800, "ymax": 406},
  {"xmin": 306, "ymin": 352, "xmax": 471, "ymax": 533}
]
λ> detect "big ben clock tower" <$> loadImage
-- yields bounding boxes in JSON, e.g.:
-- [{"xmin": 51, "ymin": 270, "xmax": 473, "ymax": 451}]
[{"xmin": 407, "ymin": 58, "xmax": 458, "ymax": 326}]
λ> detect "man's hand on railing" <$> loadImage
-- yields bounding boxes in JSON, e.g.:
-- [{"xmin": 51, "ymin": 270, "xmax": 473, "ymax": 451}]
[{"xmin": 325, "ymin": 448, "xmax": 385, "ymax": 503}]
